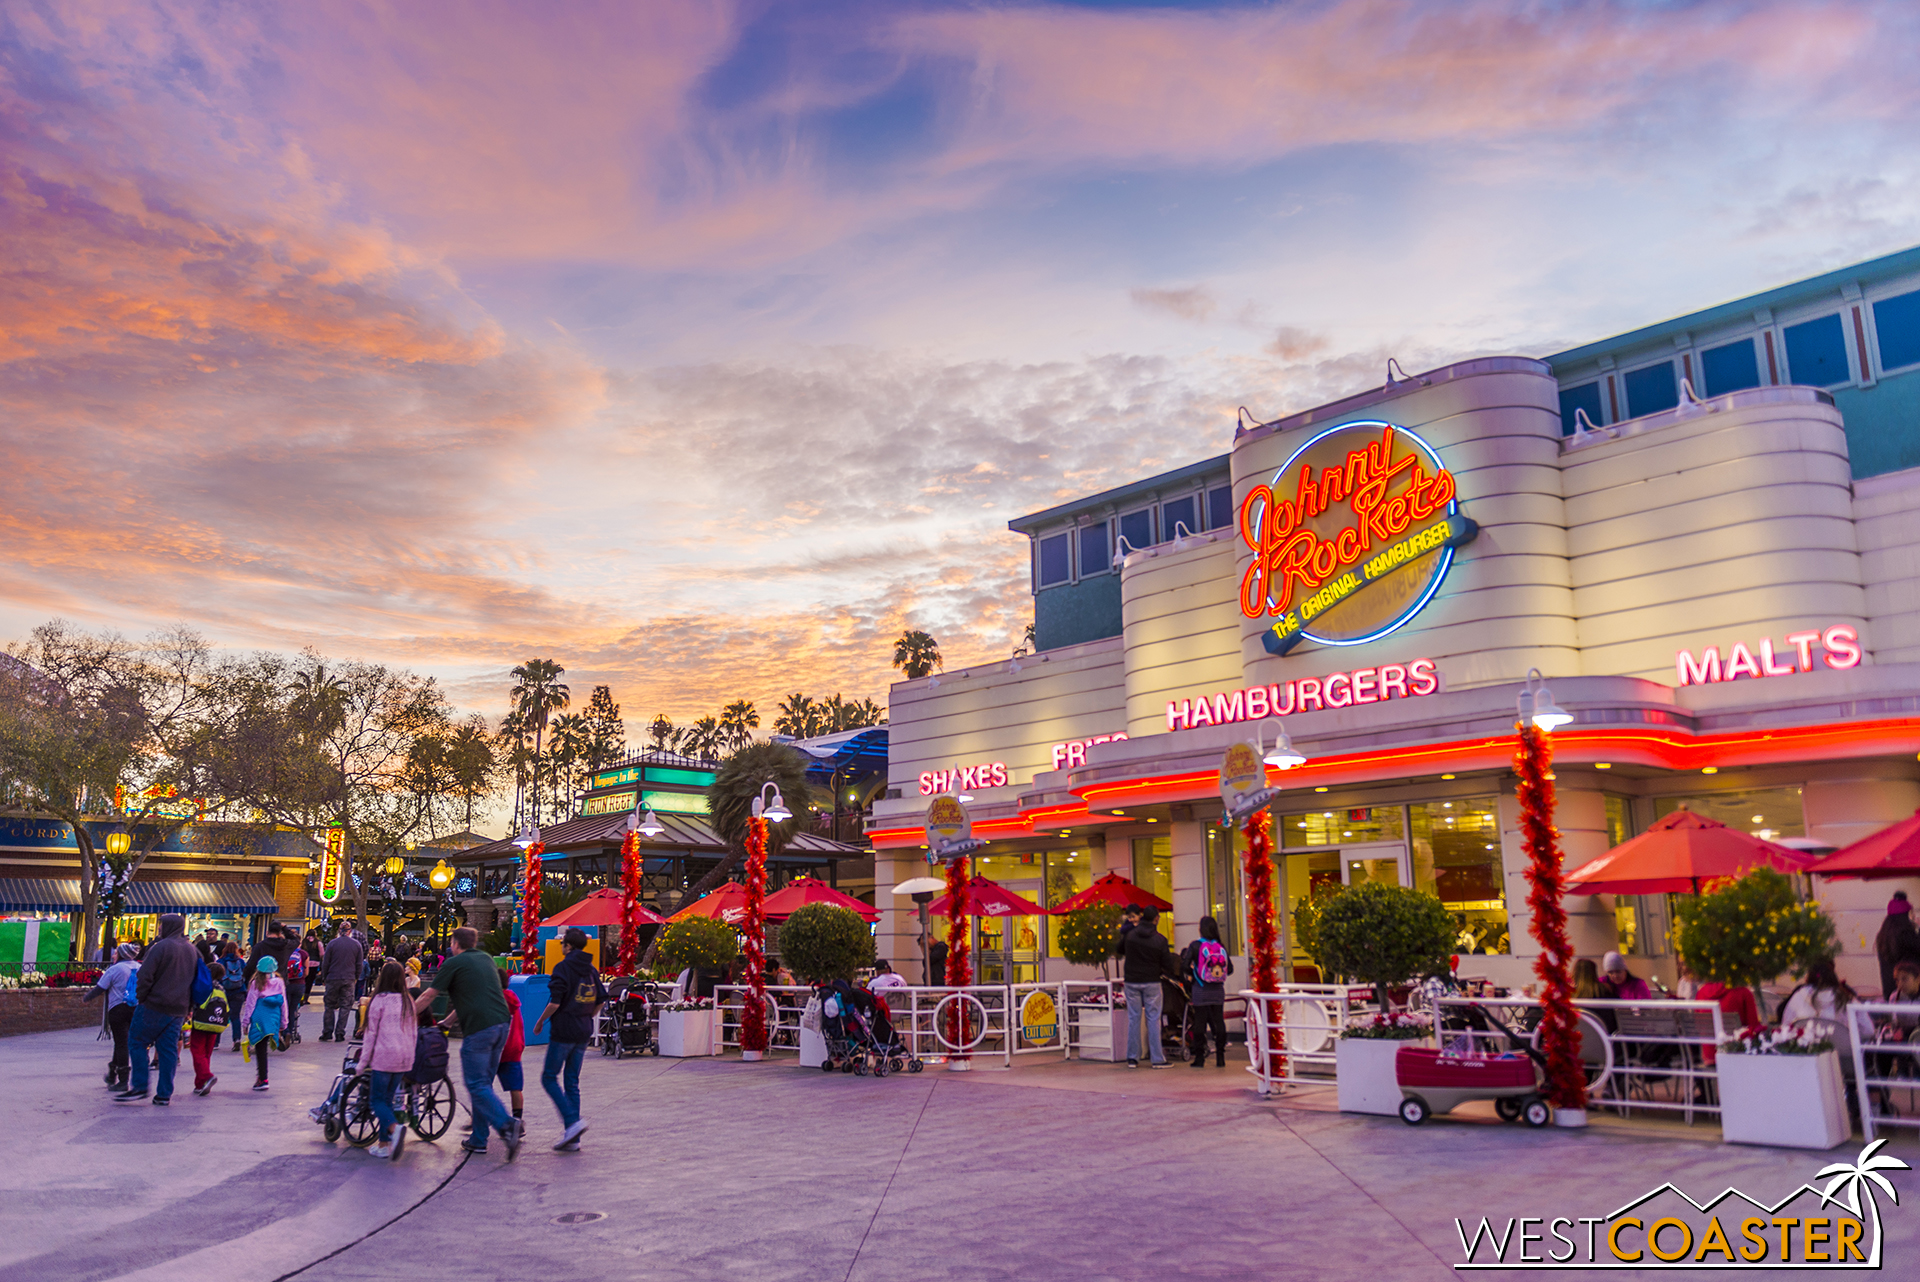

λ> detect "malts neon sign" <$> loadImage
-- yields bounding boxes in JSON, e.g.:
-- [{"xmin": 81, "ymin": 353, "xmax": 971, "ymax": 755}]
[
  {"xmin": 1168, "ymin": 659, "xmax": 1438, "ymax": 731},
  {"xmin": 1240, "ymin": 422, "xmax": 1477, "ymax": 655},
  {"xmin": 919, "ymin": 763, "xmax": 1009, "ymax": 796},
  {"xmin": 1675, "ymin": 625, "xmax": 1861, "ymax": 686}
]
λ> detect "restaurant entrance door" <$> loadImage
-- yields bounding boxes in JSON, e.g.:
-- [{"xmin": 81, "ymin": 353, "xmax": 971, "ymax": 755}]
[{"xmin": 975, "ymin": 880, "xmax": 1045, "ymax": 985}]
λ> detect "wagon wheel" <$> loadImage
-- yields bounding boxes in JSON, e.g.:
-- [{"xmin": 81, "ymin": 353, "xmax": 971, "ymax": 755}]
[{"xmin": 1495, "ymin": 1096, "xmax": 1524, "ymax": 1122}]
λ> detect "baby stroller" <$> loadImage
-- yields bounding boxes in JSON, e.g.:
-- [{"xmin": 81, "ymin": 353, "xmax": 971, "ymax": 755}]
[
  {"xmin": 599, "ymin": 980, "xmax": 660, "ymax": 1058},
  {"xmin": 820, "ymin": 980, "xmax": 922, "ymax": 1077}
]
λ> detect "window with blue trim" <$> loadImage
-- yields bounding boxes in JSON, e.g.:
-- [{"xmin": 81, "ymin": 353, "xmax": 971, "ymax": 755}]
[
  {"xmin": 1623, "ymin": 361, "xmax": 1678, "ymax": 418},
  {"xmin": 1117, "ymin": 508, "xmax": 1153, "ymax": 555},
  {"xmin": 1161, "ymin": 495, "xmax": 1197, "ymax": 543},
  {"xmin": 1206, "ymin": 485, "xmax": 1233, "ymax": 531},
  {"xmin": 1874, "ymin": 289, "xmax": 1920, "ymax": 372},
  {"xmin": 1558, "ymin": 382, "xmax": 1604, "ymax": 435},
  {"xmin": 1700, "ymin": 338, "xmax": 1761, "ymax": 397},
  {"xmin": 1784, "ymin": 313, "xmax": 1850, "ymax": 387},
  {"xmin": 1078, "ymin": 522, "xmax": 1110, "ymax": 576},
  {"xmin": 1038, "ymin": 532, "xmax": 1071, "ymax": 587}
]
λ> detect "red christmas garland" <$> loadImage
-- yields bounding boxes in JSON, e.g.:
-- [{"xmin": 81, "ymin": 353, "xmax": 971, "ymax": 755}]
[
  {"xmin": 943, "ymin": 855, "xmax": 972, "ymax": 1058},
  {"xmin": 1515, "ymin": 723, "xmax": 1585, "ymax": 1111},
  {"xmin": 740, "ymin": 815, "xmax": 769, "ymax": 1054},
  {"xmin": 616, "ymin": 829, "xmax": 642, "ymax": 977},
  {"xmin": 1241, "ymin": 809, "xmax": 1284, "ymax": 1067},
  {"xmin": 519, "ymin": 840, "xmax": 544, "ymax": 975}
]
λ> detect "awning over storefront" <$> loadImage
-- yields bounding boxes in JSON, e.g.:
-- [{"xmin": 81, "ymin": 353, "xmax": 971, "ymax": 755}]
[{"xmin": 0, "ymin": 879, "xmax": 281, "ymax": 915}]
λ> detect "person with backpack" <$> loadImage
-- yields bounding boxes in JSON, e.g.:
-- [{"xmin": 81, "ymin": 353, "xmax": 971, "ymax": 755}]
[
  {"xmin": 318, "ymin": 922, "xmax": 365, "ymax": 1042},
  {"xmin": 87, "ymin": 942, "xmax": 141, "ymax": 1091},
  {"xmin": 532, "ymin": 926, "xmax": 607, "ymax": 1152},
  {"xmin": 241, "ymin": 954, "xmax": 287, "ymax": 1091},
  {"xmin": 114, "ymin": 913, "xmax": 199, "ymax": 1105},
  {"xmin": 355, "ymin": 960, "xmax": 418, "ymax": 1160},
  {"xmin": 412, "ymin": 927, "xmax": 520, "ymax": 1160},
  {"xmin": 187, "ymin": 963, "xmax": 229, "ymax": 1096},
  {"xmin": 1180, "ymin": 916, "xmax": 1235, "ymax": 1068},
  {"xmin": 220, "ymin": 942, "xmax": 249, "ymax": 1050}
]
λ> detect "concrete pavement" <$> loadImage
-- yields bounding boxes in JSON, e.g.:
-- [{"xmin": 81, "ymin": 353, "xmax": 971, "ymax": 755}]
[{"xmin": 4, "ymin": 1027, "xmax": 1916, "ymax": 1280}]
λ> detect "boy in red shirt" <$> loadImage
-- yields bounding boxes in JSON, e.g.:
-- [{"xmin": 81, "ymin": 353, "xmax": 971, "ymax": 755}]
[{"xmin": 497, "ymin": 977, "xmax": 526, "ymax": 1124}]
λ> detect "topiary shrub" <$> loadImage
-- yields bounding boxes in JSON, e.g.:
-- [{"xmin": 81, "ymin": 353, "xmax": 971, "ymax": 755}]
[
  {"xmin": 655, "ymin": 916, "xmax": 740, "ymax": 972},
  {"xmin": 1056, "ymin": 904, "xmax": 1124, "ymax": 979},
  {"xmin": 1674, "ymin": 866, "xmax": 1835, "ymax": 998},
  {"xmin": 776, "ymin": 903, "xmax": 875, "ymax": 984},
  {"xmin": 1315, "ymin": 880, "xmax": 1454, "ymax": 1009}
]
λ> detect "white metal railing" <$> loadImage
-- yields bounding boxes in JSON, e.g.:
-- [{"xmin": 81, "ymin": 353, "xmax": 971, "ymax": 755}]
[
  {"xmin": 877, "ymin": 984, "xmax": 1016, "ymax": 1065},
  {"xmin": 1240, "ymin": 985, "xmax": 1378, "ymax": 1095},
  {"xmin": 1063, "ymin": 979, "xmax": 1125, "ymax": 1061},
  {"xmin": 1434, "ymin": 996, "xmax": 1728, "ymax": 1124},
  {"xmin": 714, "ymin": 984, "xmax": 812, "ymax": 1054},
  {"xmin": 1846, "ymin": 1000, "xmax": 1920, "ymax": 1142}
]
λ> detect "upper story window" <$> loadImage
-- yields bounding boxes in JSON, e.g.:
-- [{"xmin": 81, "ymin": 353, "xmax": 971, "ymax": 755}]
[
  {"xmin": 1874, "ymin": 288, "xmax": 1920, "ymax": 373},
  {"xmin": 1558, "ymin": 382, "xmax": 1603, "ymax": 434},
  {"xmin": 1623, "ymin": 360, "xmax": 1678, "ymax": 417},
  {"xmin": 1784, "ymin": 313, "xmax": 1851, "ymax": 387},
  {"xmin": 1117, "ymin": 507, "xmax": 1153, "ymax": 556},
  {"xmin": 1078, "ymin": 521, "xmax": 1111, "ymax": 576},
  {"xmin": 1037, "ymin": 532, "xmax": 1072, "ymax": 588},
  {"xmin": 1161, "ymin": 494, "xmax": 1198, "ymax": 543},
  {"xmin": 1206, "ymin": 484, "xmax": 1233, "ymax": 531},
  {"xmin": 1700, "ymin": 337, "xmax": 1761, "ymax": 397}
]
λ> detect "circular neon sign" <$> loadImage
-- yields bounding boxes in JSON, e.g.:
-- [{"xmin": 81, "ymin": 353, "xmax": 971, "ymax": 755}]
[{"xmin": 1237, "ymin": 420, "xmax": 1476, "ymax": 655}]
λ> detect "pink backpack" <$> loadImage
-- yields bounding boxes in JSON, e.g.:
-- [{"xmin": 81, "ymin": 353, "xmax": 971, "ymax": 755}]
[{"xmin": 1194, "ymin": 940, "xmax": 1229, "ymax": 985}]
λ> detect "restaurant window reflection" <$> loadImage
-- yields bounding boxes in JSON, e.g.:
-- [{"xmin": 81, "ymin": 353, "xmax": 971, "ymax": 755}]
[
  {"xmin": 1203, "ymin": 825, "xmax": 1240, "ymax": 954},
  {"xmin": 1131, "ymin": 836, "xmax": 1173, "ymax": 943},
  {"xmin": 1409, "ymin": 798, "xmax": 1509, "ymax": 955}
]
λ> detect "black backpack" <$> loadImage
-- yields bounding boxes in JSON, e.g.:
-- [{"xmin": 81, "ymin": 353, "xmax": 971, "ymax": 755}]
[{"xmin": 410, "ymin": 1026, "xmax": 450, "ymax": 1084}]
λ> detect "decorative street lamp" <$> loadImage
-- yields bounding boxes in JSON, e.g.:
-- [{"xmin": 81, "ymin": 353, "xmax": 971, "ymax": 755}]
[
  {"xmin": 379, "ymin": 854, "xmax": 407, "ymax": 951},
  {"xmin": 99, "ymin": 830, "xmax": 134, "ymax": 953},
  {"xmin": 428, "ymin": 860, "xmax": 457, "ymax": 954}
]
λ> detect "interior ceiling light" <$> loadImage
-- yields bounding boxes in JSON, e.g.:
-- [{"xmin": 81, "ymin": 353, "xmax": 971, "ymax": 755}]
[
  {"xmin": 1313, "ymin": 786, "xmax": 1329, "ymax": 793},
  {"xmin": 1440, "ymin": 773, "xmax": 1456, "ymax": 780},
  {"xmin": 1702, "ymin": 766, "xmax": 1719, "ymax": 774},
  {"xmin": 1596, "ymin": 763, "xmax": 1613, "ymax": 770}
]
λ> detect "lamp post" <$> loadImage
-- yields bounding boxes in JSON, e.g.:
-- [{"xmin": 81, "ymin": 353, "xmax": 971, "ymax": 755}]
[
  {"xmin": 740, "ymin": 782, "xmax": 791, "ymax": 1060},
  {"xmin": 1514, "ymin": 670, "xmax": 1585, "ymax": 1126},
  {"xmin": 100, "ymin": 830, "xmax": 133, "ymax": 955},
  {"xmin": 380, "ymin": 853, "xmax": 406, "ymax": 952},
  {"xmin": 428, "ymin": 860, "xmax": 456, "ymax": 954}
]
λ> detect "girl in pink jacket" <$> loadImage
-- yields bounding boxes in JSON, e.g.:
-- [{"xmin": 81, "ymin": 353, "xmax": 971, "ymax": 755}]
[{"xmin": 357, "ymin": 960, "xmax": 419, "ymax": 1159}]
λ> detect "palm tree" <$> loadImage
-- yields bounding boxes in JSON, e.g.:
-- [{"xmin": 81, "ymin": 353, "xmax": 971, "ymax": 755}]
[
  {"xmin": 719, "ymin": 699, "xmax": 759, "ymax": 751},
  {"xmin": 681, "ymin": 715, "xmax": 723, "ymax": 761},
  {"xmin": 893, "ymin": 630, "xmax": 941, "ymax": 680},
  {"xmin": 290, "ymin": 660, "xmax": 349, "ymax": 740},
  {"xmin": 546, "ymin": 712, "xmax": 591, "ymax": 814},
  {"xmin": 665, "ymin": 742, "xmax": 811, "ymax": 917},
  {"xmin": 774, "ymin": 692, "xmax": 816, "ymax": 738},
  {"xmin": 509, "ymin": 658, "xmax": 569, "ymax": 825},
  {"xmin": 445, "ymin": 715, "xmax": 495, "ymax": 832}
]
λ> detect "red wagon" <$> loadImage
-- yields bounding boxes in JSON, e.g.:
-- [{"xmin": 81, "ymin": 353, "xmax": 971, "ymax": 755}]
[{"xmin": 1395, "ymin": 1046, "xmax": 1551, "ymax": 1127}]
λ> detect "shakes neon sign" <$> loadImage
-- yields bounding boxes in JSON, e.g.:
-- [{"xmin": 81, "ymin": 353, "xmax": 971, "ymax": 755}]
[{"xmin": 1240, "ymin": 421, "xmax": 1477, "ymax": 655}]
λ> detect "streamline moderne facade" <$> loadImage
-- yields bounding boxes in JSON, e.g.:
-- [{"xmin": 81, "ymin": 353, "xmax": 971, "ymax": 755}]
[{"xmin": 869, "ymin": 244, "xmax": 1920, "ymax": 994}]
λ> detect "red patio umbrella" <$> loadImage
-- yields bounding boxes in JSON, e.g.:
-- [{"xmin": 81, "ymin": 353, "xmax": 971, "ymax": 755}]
[
  {"xmin": 1810, "ymin": 809, "xmax": 1920, "ymax": 880},
  {"xmin": 762, "ymin": 876, "xmax": 881, "ymax": 923},
  {"xmin": 927, "ymin": 874, "xmax": 1051, "ymax": 917},
  {"xmin": 544, "ymin": 888, "xmax": 668, "ymax": 929},
  {"xmin": 1563, "ymin": 809, "xmax": 1817, "ymax": 895},
  {"xmin": 667, "ymin": 881, "xmax": 754, "ymax": 925},
  {"xmin": 1049, "ymin": 871, "xmax": 1172, "ymax": 914}
]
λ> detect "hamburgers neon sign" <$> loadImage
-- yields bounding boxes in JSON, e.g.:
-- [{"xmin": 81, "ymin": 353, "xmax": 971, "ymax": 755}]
[{"xmin": 1239, "ymin": 421, "xmax": 1477, "ymax": 655}]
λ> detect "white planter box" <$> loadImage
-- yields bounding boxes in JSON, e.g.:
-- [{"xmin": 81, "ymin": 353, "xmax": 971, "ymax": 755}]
[
  {"xmin": 1073, "ymin": 1005, "xmax": 1128, "ymax": 1062},
  {"xmin": 1337, "ymin": 1037, "xmax": 1420, "ymax": 1115},
  {"xmin": 1718, "ymin": 1049, "xmax": 1850, "ymax": 1150},
  {"xmin": 800, "ymin": 1023, "xmax": 829, "ymax": 1068},
  {"xmin": 657, "ymin": 1008, "xmax": 715, "ymax": 1058}
]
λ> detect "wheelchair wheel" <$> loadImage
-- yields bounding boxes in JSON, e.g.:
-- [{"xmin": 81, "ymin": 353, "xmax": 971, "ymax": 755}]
[
  {"xmin": 341, "ymin": 1077, "xmax": 382, "ymax": 1148},
  {"xmin": 410, "ymin": 1078, "xmax": 457, "ymax": 1142},
  {"xmin": 322, "ymin": 1114, "xmax": 342, "ymax": 1143}
]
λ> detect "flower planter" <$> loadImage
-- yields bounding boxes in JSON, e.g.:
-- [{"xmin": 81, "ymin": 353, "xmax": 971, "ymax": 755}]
[
  {"xmin": 1073, "ymin": 1004, "xmax": 1129, "ymax": 1062},
  {"xmin": 657, "ymin": 1007, "xmax": 716, "ymax": 1058},
  {"xmin": 1337, "ymin": 1036, "xmax": 1426, "ymax": 1115},
  {"xmin": 1717, "ymin": 1049, "xmax": 1850, "ymax": 1150}
]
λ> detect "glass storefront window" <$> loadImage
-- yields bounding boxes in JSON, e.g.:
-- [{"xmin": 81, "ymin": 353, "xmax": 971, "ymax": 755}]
[
  {"xmin": 1045, "ymin": 851, "xmax": 1093, "ymax": 959},
  {"xmin": 973, "ymin": 852, "xmax": 1047, "ymax": 982},
  {"xmin": 1409, "ymin": 797, "xmax": 1508, "ymax": 955},
  {"xmin": 1280, "ymin": 806, "xmax": 1405, "ymax": 849},
  {"xmin": 1203, "ymin": 825, "xmax": 1240, "ymax": 953},
  {"xmin": 1602, "ymin": 794, "xmax": 1649, "ymax": 956},
  {"xmin": 1131, "ymin": 836, "xmax": 1173, "ymax": 943},
  {"xmin": 1654, "ymin": 787, "xmax": 1804, "ymax": 842}
]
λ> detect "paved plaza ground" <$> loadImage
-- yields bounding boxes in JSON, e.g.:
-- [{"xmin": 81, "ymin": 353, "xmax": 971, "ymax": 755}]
[{"xmin": 4, "ymin": 1024, "xmax": 1916, "ymax": 1281}]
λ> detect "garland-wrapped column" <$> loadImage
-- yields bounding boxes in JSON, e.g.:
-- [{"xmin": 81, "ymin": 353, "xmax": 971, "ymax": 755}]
[
  {"xmin": 616, "ymin": 830, "xmax": 642, "ymax": 977},
  {"xmin": 943, "ymin": 855, "xmax": 972, "ymax": 1060},
  {"xmin": 519, "ymin": 839, "xmax": 544, "ymax": 974},
  {"xmin": 1241, "ymin": 810, "xmax": 1283, "ymax": 1070},
  {"xmin": 740, "ymin": 815, "xmax": 769, "ymax": 1057},
  {"xmin": 1515, "ymin": 723, "xmax": 1585, "ymax": 1114}
]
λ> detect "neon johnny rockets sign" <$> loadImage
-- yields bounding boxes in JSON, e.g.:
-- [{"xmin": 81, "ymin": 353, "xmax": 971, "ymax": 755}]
[
  {"xmin": 1240, "ymin": 421, "xmax": 1477, "ymax": 656},
  {"xmin": 1676, "ymin": 625, "xmax": 1861, "ymax": 686},
  {"xmin": 1169, "ymin": 659, "xmax": 1439, "ymax": 731}
]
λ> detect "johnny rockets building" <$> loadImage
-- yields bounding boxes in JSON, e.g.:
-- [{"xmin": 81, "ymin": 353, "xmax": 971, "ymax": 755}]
[{"xmin": 868, "ymin": 244, "xmax": 1920, "ymax": 995}]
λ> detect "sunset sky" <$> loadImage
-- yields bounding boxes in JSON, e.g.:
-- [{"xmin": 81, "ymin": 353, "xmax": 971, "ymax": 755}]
[{"xmin": 5, "ymin": 0, "xmax": 1919, "ymax": 737}]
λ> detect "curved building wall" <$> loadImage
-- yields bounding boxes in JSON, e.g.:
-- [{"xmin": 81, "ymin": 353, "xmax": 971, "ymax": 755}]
[{"xmin": 1119, "ymin": 536, "xmax": 1241, "ymax": 739}]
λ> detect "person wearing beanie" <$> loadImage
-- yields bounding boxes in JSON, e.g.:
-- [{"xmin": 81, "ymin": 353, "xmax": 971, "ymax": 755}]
[
  {"xmin": 114, "ymin": 913, "xmax": 198, "ymax": 1105},
  {"xmin": 241, "ymin": 954, "xmax": 287, "ymax": 1091},
  {"xmin": 1601, "ymin": 950, "xmax": 1651, "ymax": 1001},
  {"xmin": 1876, "ymin": 892, "xmax": 1920, "ymax": 998}
]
